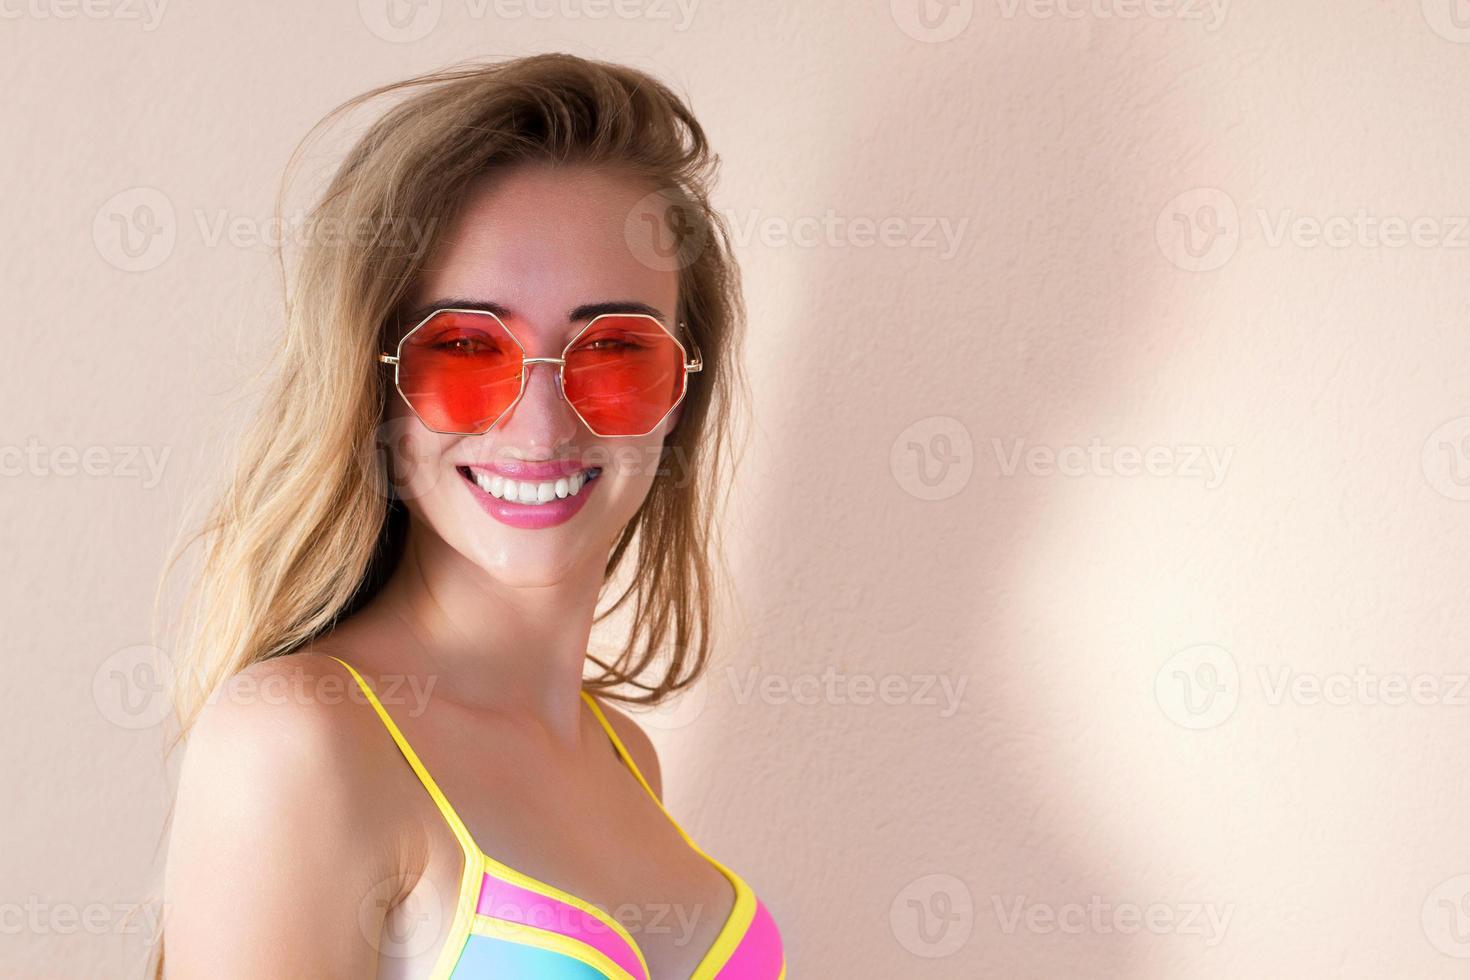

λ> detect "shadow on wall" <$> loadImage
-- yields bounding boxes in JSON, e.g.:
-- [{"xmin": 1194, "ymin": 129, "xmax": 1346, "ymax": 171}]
[{"xmin": 674, "ymin": 17, "xmax": 1193, "ymax": 980}]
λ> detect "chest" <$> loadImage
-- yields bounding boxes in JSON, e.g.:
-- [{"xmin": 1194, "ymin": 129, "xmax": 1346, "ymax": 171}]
[{"xmin": 377, "ymin": 709, "xmax": 737, "ymax": 979}]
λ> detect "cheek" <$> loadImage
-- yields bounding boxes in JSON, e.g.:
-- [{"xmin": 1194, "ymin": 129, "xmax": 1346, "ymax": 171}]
[{"xmin": 379, "ymin": 411, "xmax": 461, "ymax": 506}]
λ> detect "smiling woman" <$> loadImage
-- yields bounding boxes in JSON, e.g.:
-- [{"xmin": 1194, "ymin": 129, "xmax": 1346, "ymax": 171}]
[{"xmin": 152, "ymin": 53, "xmax": 784, "ymax": 979}]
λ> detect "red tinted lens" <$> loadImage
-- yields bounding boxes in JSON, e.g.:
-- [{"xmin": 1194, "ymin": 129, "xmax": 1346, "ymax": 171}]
[
  {"xmin": 396, "ymin": 311, "xmax": 523, "ymax": 433},
  {"xmin": 562, "ymin": 315, "xmax": 686, "ymax": 436}
]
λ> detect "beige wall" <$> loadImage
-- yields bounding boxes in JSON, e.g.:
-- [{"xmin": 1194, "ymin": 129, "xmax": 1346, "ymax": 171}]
[{"xmin": 5, "ymin": 1, "xmax": 1470, "ymax": 977}]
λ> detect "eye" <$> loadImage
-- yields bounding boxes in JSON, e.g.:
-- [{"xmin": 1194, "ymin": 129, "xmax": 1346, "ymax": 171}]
[
  {"xmin": 574, "ymin": 333, "xmax": 650, "ymax": 354},
  {"xmin": 427, "ymin": 331, "xmax": 501, "ymax": 355}
]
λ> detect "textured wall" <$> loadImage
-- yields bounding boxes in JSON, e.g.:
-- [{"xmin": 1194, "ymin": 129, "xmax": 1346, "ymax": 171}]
[{"xmin": 3, "ymin": 1, "xmax": 1469, "ymax": 977}]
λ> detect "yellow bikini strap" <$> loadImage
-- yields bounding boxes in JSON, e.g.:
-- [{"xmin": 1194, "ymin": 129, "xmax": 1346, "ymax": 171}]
[
  {"xmin": 328, "ymin": 655, "xmax": 478, "ymax": 858},
  {"xmin": 579, "ymin": 690, "xmax": 702, "ymax": 851}
]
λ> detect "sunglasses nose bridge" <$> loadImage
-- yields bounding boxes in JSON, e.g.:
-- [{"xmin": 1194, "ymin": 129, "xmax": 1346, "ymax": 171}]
[{"xmin": 514, "ymin": 356, "xmax": 569, "ymax": 414}]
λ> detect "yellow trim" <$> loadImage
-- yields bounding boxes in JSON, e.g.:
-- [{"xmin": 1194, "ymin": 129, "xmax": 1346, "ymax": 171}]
[
  {"xmin": 329, "ymin": 656, "xmax": 481, "ymax": 980},
  {"xmin": 470, "ymin": 914, "xmax": 638, "ymax": 980},
  {"xmin": 580, "ymin": 692, "xmax": 756, "ymax": 980},
  {"xmin": 473, "ymin": 849, "xmax": 651, "ymax": 980}
]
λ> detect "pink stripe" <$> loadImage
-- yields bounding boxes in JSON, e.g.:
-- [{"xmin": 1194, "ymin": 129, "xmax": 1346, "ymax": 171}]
[
  {"xmin": 476, "ymin": 872, "xmax": 646, "ymax": 979},
  {"xmin": 714, "ymin": 898, "xmax": 784, "ymax": 978}
]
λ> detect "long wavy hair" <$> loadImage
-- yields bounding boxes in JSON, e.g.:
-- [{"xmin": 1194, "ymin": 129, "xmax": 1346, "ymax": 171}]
[{"xmin": 147, "ymin": 53, "xmax": 746, "ymax": 976}]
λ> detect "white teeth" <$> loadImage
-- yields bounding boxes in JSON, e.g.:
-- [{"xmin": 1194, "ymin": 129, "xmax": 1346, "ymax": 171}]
[{"xmin": 467, "ymin": 468, "xmax": 595, "ymax": 505}]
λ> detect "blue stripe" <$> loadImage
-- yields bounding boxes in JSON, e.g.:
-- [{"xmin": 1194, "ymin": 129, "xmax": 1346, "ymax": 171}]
[{"xmin": 448, "ymin": 931, "xmax": 612, "ymax": 979}]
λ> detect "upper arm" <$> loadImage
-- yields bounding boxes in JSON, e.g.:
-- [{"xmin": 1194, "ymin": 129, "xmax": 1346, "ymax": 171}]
[
  {"xmin": 162, "ymin": 657, "xmax": 397, "ymax": 979},
  {"xmin": 596, "ymin": 700, "xmax": 664, "ymax": 800}
]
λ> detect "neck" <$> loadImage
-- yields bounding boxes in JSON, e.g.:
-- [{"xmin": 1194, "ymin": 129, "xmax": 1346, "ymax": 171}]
[{"xmin": 373, "ymin": 514, "xmax": 608, "ymax": 737}]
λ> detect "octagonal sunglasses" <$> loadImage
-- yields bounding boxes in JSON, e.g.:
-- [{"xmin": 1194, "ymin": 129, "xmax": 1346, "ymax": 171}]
[{"xmin": 379, "ymin": 307, "xmax": 703, "ymax": 438}]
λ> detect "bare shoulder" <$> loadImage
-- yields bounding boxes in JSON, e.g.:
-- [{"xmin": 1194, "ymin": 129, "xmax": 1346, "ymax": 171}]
[
  {"xmin": 184, "ymin": 652, "xmax": 383, "ymax": 778},
  {"xmin": 164, "ymin": 652, "xmax": 406, "ymax": 974},
  {"xmin": 588, "ymin": 694, "xmax": 664, "ymax": 800}
]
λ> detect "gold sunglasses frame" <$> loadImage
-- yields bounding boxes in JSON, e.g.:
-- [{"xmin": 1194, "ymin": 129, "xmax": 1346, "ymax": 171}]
[{"xmin": 379, "ymin": 308, "xmax": 703, "ymax": 438}]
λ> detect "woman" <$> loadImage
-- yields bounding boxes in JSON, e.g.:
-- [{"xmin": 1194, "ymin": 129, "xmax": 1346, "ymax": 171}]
[{"xmin": 157, "ymin": 53, "xmax": 785, "ymax": 979}]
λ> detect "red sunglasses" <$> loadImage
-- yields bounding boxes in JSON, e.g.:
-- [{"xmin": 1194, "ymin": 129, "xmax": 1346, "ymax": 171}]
[{"xmin": 380, "ymin": 308, "xmax": 703, "ymax": 438}]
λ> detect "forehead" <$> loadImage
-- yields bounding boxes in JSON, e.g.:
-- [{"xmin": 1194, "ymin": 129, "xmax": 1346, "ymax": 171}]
[{"xmin": 409, "ymin": 164, "xmax": 678, "ymax": 329}]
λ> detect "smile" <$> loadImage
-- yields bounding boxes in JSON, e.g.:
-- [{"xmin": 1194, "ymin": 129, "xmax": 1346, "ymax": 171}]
[
  {"xmin": 456, "ymin": 465, "xmax": 603, "ymax": 530},
  {"xmin": 461, "ymin": 466, "xmax": 602, "ymax": 505}
]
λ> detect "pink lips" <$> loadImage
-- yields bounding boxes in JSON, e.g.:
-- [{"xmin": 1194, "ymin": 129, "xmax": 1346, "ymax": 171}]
[{"xmin": 458, "ymin": 461, "xmax": 601, "ymax": 530}]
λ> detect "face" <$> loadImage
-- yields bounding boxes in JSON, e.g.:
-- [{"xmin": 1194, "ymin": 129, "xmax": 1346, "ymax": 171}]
[{"xmin": 383, "ymin": 163, "xmax": 685, "ymax": 588}]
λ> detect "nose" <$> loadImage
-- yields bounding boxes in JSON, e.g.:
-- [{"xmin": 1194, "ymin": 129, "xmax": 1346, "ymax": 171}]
[{"xmin": 494, "ymin": 357, "xmax": 581, "ymax": 449}]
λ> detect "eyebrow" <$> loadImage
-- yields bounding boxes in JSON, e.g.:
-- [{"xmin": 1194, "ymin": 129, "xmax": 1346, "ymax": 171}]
[{"xmin": 400, "ymin": 298, "xmax": 669, "ymax": 328}]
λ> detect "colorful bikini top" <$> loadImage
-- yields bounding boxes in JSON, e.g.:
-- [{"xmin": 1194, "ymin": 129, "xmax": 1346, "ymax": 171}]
[{"xmin": 329, "ymin": 657, "xmax": 786, "ymax": 980}]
